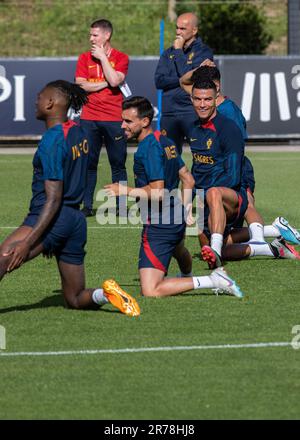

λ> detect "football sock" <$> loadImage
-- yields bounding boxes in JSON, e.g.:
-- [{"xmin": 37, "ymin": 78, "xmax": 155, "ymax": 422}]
[
  {"xmin": 248, "ymin": 242, "xmax": 274, "ymax": 257},
  {"xmin": 263, "ymin": 225, "xmax": 281, "ymax": 238},
  {"xmin": 193, "ymin": 276, "xmax": 214, "ymax": 289},
  {"xmin": 249, "ymin": 222, "xmax": 265, "ymax": 241},
  {"xmin": 211, "ymin": 233, "xmax": 223, "ymax": 256},
  {"xmin": 92, "ymin": 288, "xmax": 108, "ymax": 305}
]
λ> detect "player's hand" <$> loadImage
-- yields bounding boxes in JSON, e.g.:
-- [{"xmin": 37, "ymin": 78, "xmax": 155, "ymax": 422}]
[
  {"xmin": 173, "ymin": 35, "xmax": 185, "ymax": 50},
  {"xmin": 104, "ymin": 183, "xmax": 128, "ymax": 197},
  {"xmin": 91, "ymin": 44, "xmax": 106, "ymax": 61},
  {"xmin": 185, "ymin": 203, "xmax": 195, "ymax": 226},
  {"xmin": 3, "ymin": 240, "xmax": 31, "ymax": 272},
  {"xmin": 200, "ymin": 59, "xmax": 216, "ymax": 67}
]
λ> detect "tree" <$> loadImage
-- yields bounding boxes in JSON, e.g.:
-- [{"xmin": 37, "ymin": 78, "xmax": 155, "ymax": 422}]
[
  {"xmin": 177, "ymin": 1, "xmax": 272, "ymax": 54},
  {"xmin": 168, "ymin": 0, "xmax": 177, "ymax": 22}
]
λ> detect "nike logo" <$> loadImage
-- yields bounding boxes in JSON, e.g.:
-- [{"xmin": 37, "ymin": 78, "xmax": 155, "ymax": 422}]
[
  {"xmin": 190, "ymin": 138, "xmax": 197, "ymax": 142},
  {"xmin": 114, "ymin": 136, "xmax": 123, "ymax": 141}
]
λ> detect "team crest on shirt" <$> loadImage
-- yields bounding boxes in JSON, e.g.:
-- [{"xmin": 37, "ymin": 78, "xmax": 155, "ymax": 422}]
[
  {"xmin": 164, "ymin": 145, "xmax": 177, "ymax": 160},
  {"xmin": 187, "ymin": 52, "xmax": 194, "ymax": 64},
  {"xmin": 110, "ymin": 61, "xmax": 116, "ymax": 68},
  {"xmin": 206, "ymin": 138, "xmax": 213, "ymax": 149},
  {"xmin": 161, "ymin": 129, "xmax": 167, "ymax": 136}
]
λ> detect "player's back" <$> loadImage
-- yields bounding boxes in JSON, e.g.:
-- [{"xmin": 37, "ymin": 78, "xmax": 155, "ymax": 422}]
[
  {"xmin": 30, "ymin": 121, "xmax": 89, "ymax": 215},
  {"xmin": 154, "ymin": 131, "xmax": 185, "ymax": 226},
  {"xmin": 62, "ymin": 121, "xmax": 89, "ymax": 207},
  {"xmin": 154, "ymin": 131, "xmax": 184, "ymax": 192},
  {"xmin": 218, "ymin": 98, "xmax": 248, "ymax": 140}
]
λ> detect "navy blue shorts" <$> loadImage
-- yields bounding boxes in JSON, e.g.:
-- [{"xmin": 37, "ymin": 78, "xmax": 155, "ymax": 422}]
[
  {"xmin": 202, "ymin": 187, "xmax": 249, "ymax": 240},
  {"xmin": 139, "ymin": 222, "xmax": 186, "ymax": 274},
  {"xmin": 234, "ymin": 186, "xmax": 254, "ymax": 228},
  {"xmin": 23, "ymin": 206, "xmax": 87, "ymax": 265}
]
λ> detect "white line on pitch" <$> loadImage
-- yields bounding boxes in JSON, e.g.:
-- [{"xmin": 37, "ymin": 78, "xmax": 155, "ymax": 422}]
[{"xmin": 0, "ymin": 341, "xmax": 292, "ymax": 358}]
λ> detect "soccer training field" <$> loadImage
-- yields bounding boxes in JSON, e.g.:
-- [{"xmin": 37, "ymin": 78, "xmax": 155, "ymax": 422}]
[{"xmin": 0, "ymin": 149, "xmax": 299, "ymax": 420}]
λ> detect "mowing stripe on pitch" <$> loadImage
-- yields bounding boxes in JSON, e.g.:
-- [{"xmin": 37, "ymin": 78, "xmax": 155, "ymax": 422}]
[{"xmin": 0, "ymin": 341, "xmax": 292, "ymax": 357}]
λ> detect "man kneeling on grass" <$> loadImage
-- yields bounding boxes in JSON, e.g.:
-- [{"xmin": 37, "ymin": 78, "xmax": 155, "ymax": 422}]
[
  {"xmin": 0, "ymin": 80, "xmax": 140, "ymax": 317},
  {"xmin": 105, "ymin": 96, "xmax": 245, "ymax": 299}
]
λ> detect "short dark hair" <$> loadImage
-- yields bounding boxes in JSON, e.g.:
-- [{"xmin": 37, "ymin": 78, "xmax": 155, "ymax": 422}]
[
  {"xmin": 46, "ymin": 80, "xmax": 88, "ymax": 112},
  {"xmin": 192, "ymin": 80, "xmax": 217, "ymax": 94},
  {"xmin": 90, "ymin": 19, "xmax": 113, "ymax": 38},
  {"xmin": 191, "ymin": 65, "xmax": 221, "ymax": 84},
  {"xmin": 122, "ymin": 96, "xmax": 154, "ymax": 122}
]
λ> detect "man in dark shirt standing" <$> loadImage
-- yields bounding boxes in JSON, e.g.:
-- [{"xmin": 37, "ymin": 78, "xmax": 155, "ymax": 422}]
[{"xmin": 155, "ymin": 12, "xmax": 213, "ymax": 154}]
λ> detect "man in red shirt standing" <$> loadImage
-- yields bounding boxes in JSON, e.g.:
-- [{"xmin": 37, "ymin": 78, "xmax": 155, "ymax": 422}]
[{"xmin": 76, "ymin": 19, "xmax": 129, "ymax": 216}]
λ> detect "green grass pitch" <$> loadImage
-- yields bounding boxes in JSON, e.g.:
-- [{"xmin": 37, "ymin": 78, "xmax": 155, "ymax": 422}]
[{"xmin": 0, "ymin": 150, "xmax": 299, "ymax": 420}]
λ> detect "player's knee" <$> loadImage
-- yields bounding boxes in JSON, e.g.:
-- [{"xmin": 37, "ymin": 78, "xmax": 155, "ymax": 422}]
[
  {"xmin": 141, "ymin": 286, "xmax": 156, "ymax": 297},
  {"xmin": 141, "ymin": 285, "xmax": 163, "ymax": 297},
  {"xmin": 206, "ymin": 187, "xmax": 221, "ymax": 204},
  {"xmin": 64, "ymin": 295, "xmax": 81, "ymax": 309}
]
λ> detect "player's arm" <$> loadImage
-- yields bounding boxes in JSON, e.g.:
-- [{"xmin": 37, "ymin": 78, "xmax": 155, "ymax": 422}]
[
  {"xmin": 100, "ymin": 61, "xmax": 125, "ymax": 87},
  {"xmin": 105, "ymin": 180, "xmax": 165, "ymax": 202},
  {"xmin": 179, "ymin": 68, "xmax": 198, "ymax": 95},
  {"xmin": 179, "ymin": 165, "xmax": 195, "ymax": 204},
  {"xmin": 180, "ymin": 58, "xmax": 216, "ymax": 95},
  {"xmin": 91, "ymin": 45, "xmax": 125, "ymax": 87},
  {"xmin": 155, "ymin": 51, "xmax": 181, "ymax": 91},
  {"xmin": 174, "ymin": 46, "xmax": 214, "ymax": 78},
  {"xmin": 5, "ymin": 180, "xmax": 63, "ymax": 271},
  {"xmin": 179, "ymin": 165, "xmax": 195, "ymax": 226},
  {"xmin": 23, "ymin": 180, "xmax": 63, "ymax": 247},
  {"xmin": 75, "ymin": 77, "xmax": 108, "ymax": 92}
]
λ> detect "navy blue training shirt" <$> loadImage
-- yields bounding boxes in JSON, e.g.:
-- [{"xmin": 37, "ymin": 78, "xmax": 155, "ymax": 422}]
[
  {"xmin": 187, "ymin": 112, "xmax": 245, "ymax": 191},
  {"xmin": 29, "ymin": 121, "xmax": 89, "ymax": 214},
  {"xmin": 155, "ymin": 37, "xmax": 213, "ymax": 115},
  {"xmin": 133, "ymin": 132, "xmax": 185, "ymax": 225},
  {"xmin": 218, "ymin": 98, "xmax": 248, "ymax": 141}
]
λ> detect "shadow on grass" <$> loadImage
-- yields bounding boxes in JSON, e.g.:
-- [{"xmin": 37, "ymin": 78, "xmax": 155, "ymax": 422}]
[
  {"xmin": 0, "ymin": 290, "xmax": 123, "ymax": 315},
  {"xmin": 0, "ymin": 293, "xmax": 63, "ymax": 314}
]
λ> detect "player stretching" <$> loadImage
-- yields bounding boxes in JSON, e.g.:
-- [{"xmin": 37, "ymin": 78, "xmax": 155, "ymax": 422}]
[{"xmin": 0, "ymin": 80, "xmax": 139, "ymax": 317}]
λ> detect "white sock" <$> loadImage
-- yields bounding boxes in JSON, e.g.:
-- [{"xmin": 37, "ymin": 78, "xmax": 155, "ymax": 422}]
[
  {"xmin": 92, "ymin": 288, "xmax": 108, "ymax": 306},
  {"xmin": 249, "ymin": 222, "xmax": 264, "ymax": 242},
  {"xmin": 264, "ymin": 225, "xmax": 280, "ymax": 238},
  {"xmin": 248, "ymin": 242, "xmax": 274, "ymax": 257},
  {"xmin": 211, "ymin": 233, "xmax": 223, "ymax": 256},
  {"xmin": 193, "ymin": 276, "xmax": 214, "ymax": 289}
]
